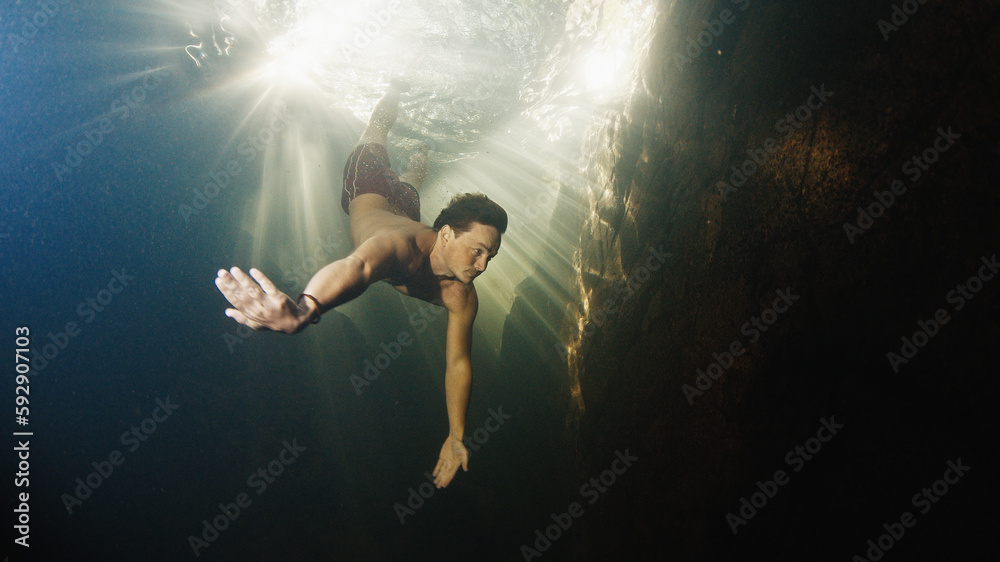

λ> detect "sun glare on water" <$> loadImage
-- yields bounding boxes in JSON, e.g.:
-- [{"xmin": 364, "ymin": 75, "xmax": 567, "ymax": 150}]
[{"xmin": 171, "ymin": 0, "xmax": 658, "ymax": 415}]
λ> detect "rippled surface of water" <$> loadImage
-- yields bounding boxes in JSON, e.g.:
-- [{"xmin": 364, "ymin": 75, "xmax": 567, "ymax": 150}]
[{"xmin": 187, "ymin": 0, "xmax": 654, "ymax": 151}]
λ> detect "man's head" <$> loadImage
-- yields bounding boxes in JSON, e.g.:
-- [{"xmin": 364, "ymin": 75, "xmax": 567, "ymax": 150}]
[
  {"xmin": 433, "ymin": 193, "xmax": 507, "ymax": 235},
  {"xmin": 433, "ymin": 193, "xmax": 507, "ymax": 283}
]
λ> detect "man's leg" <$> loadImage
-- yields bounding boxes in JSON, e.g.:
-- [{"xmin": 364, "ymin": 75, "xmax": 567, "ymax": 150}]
[{"xmin": 359, "ymin": 79, "xmax": 409, "ymax": 146}]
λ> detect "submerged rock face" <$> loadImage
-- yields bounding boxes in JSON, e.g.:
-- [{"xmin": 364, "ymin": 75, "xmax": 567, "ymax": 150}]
[{"xmin": 529, "ymin": 0, "xmax": 999, "ymax": 559}]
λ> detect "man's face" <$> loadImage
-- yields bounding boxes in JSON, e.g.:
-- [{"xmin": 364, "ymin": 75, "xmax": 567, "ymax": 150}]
[{"xmin": 445, "ymin": 222, "xmax": 501, "ymax": 283}]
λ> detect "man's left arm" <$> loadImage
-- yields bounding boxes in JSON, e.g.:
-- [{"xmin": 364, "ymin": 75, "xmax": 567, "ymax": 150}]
[{"xmin": 431, "ymin": 286, "xmax": 478, "ymax": 488}]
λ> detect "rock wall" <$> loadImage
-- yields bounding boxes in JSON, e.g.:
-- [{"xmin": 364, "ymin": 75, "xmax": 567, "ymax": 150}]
[{"xmin": 499, "ymin": 0, "xmax": 1000, "ymax": 559}]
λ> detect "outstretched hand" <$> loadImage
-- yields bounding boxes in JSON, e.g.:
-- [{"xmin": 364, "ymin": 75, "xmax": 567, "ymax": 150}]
[
  {"xmin": 432, "ymin": 435, "xmax": 469, "ymax": 488},
  {"xmin": 215, "ymin": 267, "xmax": 308, "ymax": 334}
]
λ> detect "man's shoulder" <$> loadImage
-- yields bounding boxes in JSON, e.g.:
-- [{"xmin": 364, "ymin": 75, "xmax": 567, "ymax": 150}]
[
  {"xmin": 384, "ymin": 220, "xmax": 433, "ymax": 248},
  {"xmin": 439, "ymin": 279, "xmax": 478, "ymax": 316},
  {"xmin": 368, "ymin": 221, "xmax": 431, "ymax": 261}
]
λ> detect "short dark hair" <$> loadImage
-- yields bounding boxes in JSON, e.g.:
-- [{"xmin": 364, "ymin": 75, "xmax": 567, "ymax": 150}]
[{"xmin": 433, "ymin": 193, "xmax": 507, "ymax": 234}]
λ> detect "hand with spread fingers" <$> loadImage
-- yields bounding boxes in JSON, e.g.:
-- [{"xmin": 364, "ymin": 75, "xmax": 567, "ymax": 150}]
[{"xmin": 214, "ymin": 267, "xmax": 314, "ymax": 334}]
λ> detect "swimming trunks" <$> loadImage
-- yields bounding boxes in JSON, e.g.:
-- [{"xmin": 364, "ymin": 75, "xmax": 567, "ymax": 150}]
[{"xmin": 342, "ymin": 143, "xmax": 421, "ymax": 222}]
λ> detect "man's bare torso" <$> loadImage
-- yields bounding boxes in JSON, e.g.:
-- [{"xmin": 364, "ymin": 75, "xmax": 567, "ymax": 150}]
[{"xmin": 348, "ymin": 193, "xmax": 471, "ymax": 309}]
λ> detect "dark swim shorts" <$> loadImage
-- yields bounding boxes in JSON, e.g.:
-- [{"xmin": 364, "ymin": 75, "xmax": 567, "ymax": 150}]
[{"xmin": 342, "ymin": 143, "xmax": 420, "ymax": 222}]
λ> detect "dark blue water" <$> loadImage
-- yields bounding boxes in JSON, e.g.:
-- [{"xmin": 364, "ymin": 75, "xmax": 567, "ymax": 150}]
[
  {"xmin": 1, "ymin": 0, "xmax": 641, "ymax": 559},
  {"xmin": 8, "ymin": 1, "xmax": 996, "ymax": 561}
]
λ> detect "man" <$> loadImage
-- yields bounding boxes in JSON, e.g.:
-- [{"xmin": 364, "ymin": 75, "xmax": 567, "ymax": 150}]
[{"xmin": 215, "ymin": 80, "xmax": 507, "ymax": 489}]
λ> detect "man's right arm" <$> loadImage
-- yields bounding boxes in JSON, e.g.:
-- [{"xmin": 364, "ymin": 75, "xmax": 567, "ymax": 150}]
[
  {"xmin": 216, "ymin": 235, "xmax": 404, "ymax": 334},
  {"xmin": 300, "ymin": 234, "xmax": 403, "ymax": 316}
]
